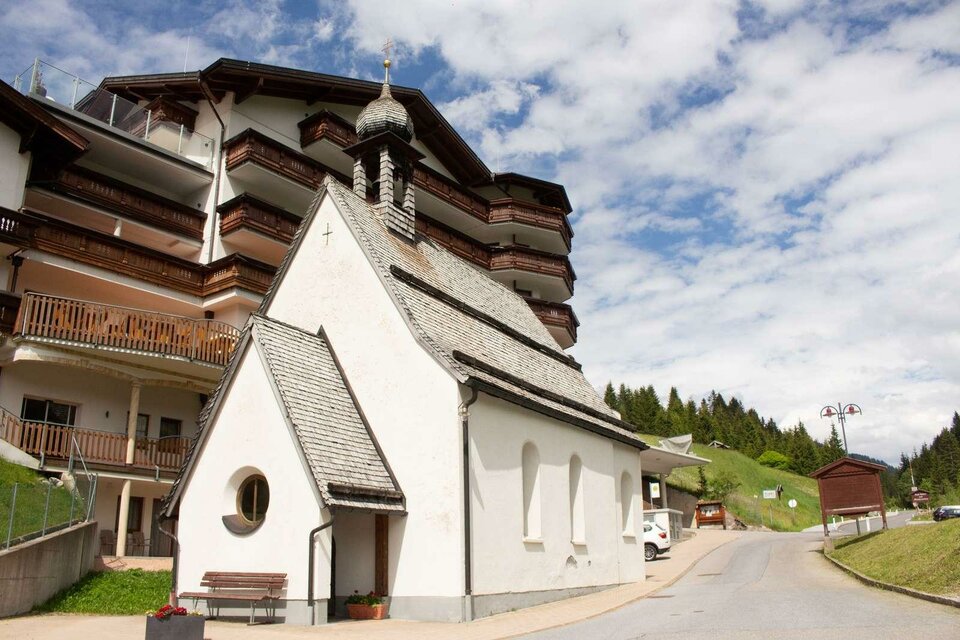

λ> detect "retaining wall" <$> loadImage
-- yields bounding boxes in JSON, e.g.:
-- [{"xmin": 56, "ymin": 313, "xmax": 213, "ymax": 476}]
[{"xmin": 0, "ymin": 521, "xmax": 98, "ymax": 617}]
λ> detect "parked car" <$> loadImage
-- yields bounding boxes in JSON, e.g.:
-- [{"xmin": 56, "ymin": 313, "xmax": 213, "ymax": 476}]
[
  {"xmin": 932, "ymin": 505, "xmax": 960, "ymax": 521},
  {"xmin": 643, "ymin": 522, "xmax": 670, "ymax": 561}
]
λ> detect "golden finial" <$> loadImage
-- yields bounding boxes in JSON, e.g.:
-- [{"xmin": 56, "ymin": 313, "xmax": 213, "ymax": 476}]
[{"xmin": 382, "ymin": 38, "xmax": 394, "ymax": 84}]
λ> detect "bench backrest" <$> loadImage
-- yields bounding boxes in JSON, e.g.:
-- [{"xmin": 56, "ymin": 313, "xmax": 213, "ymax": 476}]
[{"xmin": 200, "ymin": 572, "xmax": 286, "ymax": 591}]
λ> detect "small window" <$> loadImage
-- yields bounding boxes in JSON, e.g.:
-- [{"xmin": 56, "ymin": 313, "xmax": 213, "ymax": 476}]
[{"xmin": 237, "ymin": 475, "xmax": 269, "ymax": 525}]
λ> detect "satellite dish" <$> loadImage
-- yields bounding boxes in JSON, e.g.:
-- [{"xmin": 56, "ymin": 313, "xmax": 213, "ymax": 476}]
[{"xmin": 788, "ymin": 499, "xmax": 798, "ymax": 509}]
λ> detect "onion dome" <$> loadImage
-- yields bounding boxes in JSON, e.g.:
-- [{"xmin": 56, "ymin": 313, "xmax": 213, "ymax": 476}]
[{"xmin": 356, "ymin": 60, "xmax": 415, "ymax": 142}]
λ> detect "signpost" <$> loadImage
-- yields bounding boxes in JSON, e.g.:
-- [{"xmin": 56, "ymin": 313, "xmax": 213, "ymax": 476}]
[
  {"xmin": 810, "ymin": 457, "xmax": 888, "ymax": 548},
  {"xmin": 762, "ymin": 489, "xmax": 777, "ymax": 500},
  {"xmin": 911, "ymin": 490, "xmax": 930, "ymax": 510}
]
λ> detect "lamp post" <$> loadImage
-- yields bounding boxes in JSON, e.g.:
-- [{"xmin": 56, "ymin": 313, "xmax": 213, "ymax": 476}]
[{"xmin": 819, "ymin": 403, "xmax": 861, "ymax": 455}]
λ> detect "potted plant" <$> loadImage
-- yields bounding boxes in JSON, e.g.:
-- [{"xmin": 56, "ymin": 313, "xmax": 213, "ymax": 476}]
[
  {"xmin": 145, "ymin": 604, "xmax": 204, "ymax": 640},
  {"xmin": 345, "ymin": 591, "xmax": 388, "ymax": 620}
]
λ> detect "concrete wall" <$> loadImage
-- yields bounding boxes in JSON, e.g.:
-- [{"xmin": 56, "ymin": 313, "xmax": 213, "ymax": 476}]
[{"xmin": 0, "ymin": 521, "xmax": 98, "ymax": 618}]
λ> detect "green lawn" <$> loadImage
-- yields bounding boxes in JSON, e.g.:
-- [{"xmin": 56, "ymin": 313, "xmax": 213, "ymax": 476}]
[
  {"xmin": 0, "ymin": 458, "xmax": 79, "ymax": 542},
  {"xmin": 829, "ymin": 519, "xmax": 960, "ymax": 596},
  {"xmin": 638, "ymin": 434, "xmax": 823, "ymax": 531},
  {"xmin": 36, "ymin": 569, "xmax": 173, "ymax": 615}
]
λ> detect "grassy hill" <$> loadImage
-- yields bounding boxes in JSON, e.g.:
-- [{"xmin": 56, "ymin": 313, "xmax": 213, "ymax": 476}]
[
  {"xmin": 0, "ymin": 457, "xmax": 77, "ymax": 542},
  {"xmin": 639, "ymin": 434, "xmax": 823, "ymax": 531},
  {"xmin": 829, "ymin": 519, "xmax": 960, "ymax": 596}
]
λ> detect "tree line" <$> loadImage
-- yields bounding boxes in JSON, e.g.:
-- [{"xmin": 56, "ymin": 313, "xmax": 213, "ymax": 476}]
[
  {"xmin": 603, "ymin": 383, "xmax": 846, "ymax": 476},
  {"xmin": 604, "ymin": 383, "xmax": 960, "ymax": 507}
]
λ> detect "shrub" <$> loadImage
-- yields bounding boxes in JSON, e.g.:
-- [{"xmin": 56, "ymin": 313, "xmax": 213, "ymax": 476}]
[{"xmin": 756, "ymin": 450, "xmax": 792, "ymax": 470}]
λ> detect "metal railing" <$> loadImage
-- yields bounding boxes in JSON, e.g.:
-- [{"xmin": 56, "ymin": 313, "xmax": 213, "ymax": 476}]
[
  {"xmin": 13, "ymin": 59, "xmax": 214, "ymax": 169},
  {"xmin": 2, "ymin": 432, "xmax": 98, "ymax": 550}
]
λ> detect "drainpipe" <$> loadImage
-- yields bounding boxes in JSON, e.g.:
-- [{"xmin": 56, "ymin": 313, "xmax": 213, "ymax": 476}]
[
  {"xmin": 460, "ymin": 386, "xmax": 479, "ymax": 622},
  {"xmin": 157, "ymin": 516, "xmax": 180, "ymax": 606},
  {"xmin": 201, "ymin": 82, "xmax": 226, "ymax": 265},
  {"xmin": 307, "ymin": 514, "xmax": 334, "ymax": 625}
]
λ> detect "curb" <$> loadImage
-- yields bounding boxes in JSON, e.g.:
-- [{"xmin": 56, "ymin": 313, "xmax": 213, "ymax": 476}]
[{"xmin": 822, "ymin": 552, "xmax": 960, "ymax": 609}]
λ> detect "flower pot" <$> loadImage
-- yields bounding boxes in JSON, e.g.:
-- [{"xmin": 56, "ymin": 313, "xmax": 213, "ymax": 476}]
[
  {"xmin": 145, "ymin": 615, "xmax": 205, "ymax": 640},
  {"xmin": 346, "ymin": 603, "xmax": 388, "ymax": 620}
]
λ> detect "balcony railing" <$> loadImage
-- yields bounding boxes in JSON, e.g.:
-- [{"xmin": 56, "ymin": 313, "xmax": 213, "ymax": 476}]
[
  {"xmin": 0, "ymin": 209, "xmax": 276, "ymax": 298},
  {"xmin": 218, "ymin": 194, "xmax": 301, "ymax": 245},
  {"xmin": 298, "ymin": 110, "xmax": 358, "ymax": 149},
  {"xmin": 489, "ymin": 198, "xmax": 572, "ymax": 250},
  {"xmin": 13, "ymin": 60, "xmax": 214, "ymax": 169},
  {"xmin": 15, "ymin": 292, "xmax": 241, "ymax": 367},
  {"xmin": 224, "ymin": 129, "xmax": 350, "ymax": 189},
  {"xmin": 34, "ymin": 165, "xmax": 206, "ymax": 240},
  {"xmin": 0, "ymin": 408, "xmax": 188, "ymax": 472},
  {"xmin": 523, "ymin": 297, "xmax": 579, "ymax": 343},
  {"xmin": 416, "ymin": 215, "xmax": 575, "ymax": 293}
]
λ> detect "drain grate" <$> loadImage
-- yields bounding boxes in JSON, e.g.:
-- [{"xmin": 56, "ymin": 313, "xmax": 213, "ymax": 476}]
[
  {"xmin": 697, "ymin": 573, "xmax": 722, "ymax": 576},
  {"xmin": 648, "ymin": 595, "xmax": 675, "ymax": 599}
]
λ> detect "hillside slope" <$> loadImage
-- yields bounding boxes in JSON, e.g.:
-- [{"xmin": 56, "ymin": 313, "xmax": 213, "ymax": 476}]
[
  {"xmin": 640, "ymin": 435, "xmax": 823, "ymax": 531},
  {"xmin": 829, "ymin": 519, "xmax": 960, "ymax": 596}
]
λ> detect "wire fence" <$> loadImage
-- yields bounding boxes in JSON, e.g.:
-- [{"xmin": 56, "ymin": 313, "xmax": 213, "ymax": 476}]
[{"xmin": 0, "ymin": 472, "xmax": 97, "ymax": 550}]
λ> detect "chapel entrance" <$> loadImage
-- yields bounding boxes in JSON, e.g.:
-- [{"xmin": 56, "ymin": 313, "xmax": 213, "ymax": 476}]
[{"xmin": 330, "ymin": 512, "xmax": 392, "ymax": 617}]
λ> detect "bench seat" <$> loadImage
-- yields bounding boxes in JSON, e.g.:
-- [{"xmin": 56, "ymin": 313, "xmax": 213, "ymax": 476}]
[{"xmin": 180, "ymin": 571, "xmax": 287, "ymax": 624}]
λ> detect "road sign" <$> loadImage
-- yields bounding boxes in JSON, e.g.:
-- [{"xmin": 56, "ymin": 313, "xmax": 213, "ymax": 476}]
[
  {"xmin": 788, "ymin": 499, "xmax": 798, "ymax": 509},
  {"xmin": 911, "ymin": 490, "xmax": 930, "ymax": 503},
  {"xmin": 650, "ymin": 481, "xmax": 661, "ymax": 499},
  {"xmin": 762, "ymin": 489, "xmax": 777, "ymax": 500}
]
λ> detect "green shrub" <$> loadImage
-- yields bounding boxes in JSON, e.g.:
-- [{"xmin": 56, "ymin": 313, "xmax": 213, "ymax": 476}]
[{"xmin": 756, "ymin": 450, "xmax": 792, "ymax": 470}]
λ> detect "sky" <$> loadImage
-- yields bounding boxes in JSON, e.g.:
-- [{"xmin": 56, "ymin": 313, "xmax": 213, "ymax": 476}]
[{"xmin": 1, "ymin": 0, "xmax": 958, "ymax": 463}]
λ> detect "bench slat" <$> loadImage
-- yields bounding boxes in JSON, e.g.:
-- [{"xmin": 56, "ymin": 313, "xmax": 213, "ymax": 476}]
[{"xmin": 179, "ymin": 592, "xmax": 274, "ymax": 602}]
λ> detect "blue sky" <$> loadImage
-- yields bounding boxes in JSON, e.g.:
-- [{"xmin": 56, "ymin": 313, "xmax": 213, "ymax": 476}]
[{"xmin": 2, "ymin": 0, "xmax": 959, "ymax": 462}]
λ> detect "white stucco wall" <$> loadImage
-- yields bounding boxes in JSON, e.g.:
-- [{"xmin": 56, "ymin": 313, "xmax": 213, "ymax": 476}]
[
  {"xmin": 262, "ymin": 194, "xmax": 464, "ymax": 599},
  {"xmin": 94, "ymin": 477, "xmax": 171, "ymax": 538},
  {"xmin": 176, "ymin": 344, "xmax": 328, "ymax": 602},
  {"xmin": 0, "ymin": 123, "xmax": 30, "ymax": 210},
  {"xmin": 0, "ymin": 362, "xmax": 202, "ymax": 438},
  {"xmin": 468, "ymin": 393, "xmax": 646, "ymax": 595}
]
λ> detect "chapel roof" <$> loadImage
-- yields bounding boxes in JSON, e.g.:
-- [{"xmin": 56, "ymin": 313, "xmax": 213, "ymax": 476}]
[
  {"xmin": 356, "ymin": 82, "xmax": 415, "ymax": 142},
  {"xmin": 261, "ymin": 178, "xmax": 647, "ymax": 450},
  {"xmin": 163, "ymin": 313, "xmax": 405, "ymax": 516}
]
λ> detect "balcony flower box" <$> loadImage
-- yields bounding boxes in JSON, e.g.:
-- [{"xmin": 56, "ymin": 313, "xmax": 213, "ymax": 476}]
[
  {"xmin": 345, "ymin": 591, "xmax": 388, "ymax": 620},
  {"xmin": 145, "ymin": 606, "xmax": 204, "ymax": 640}
]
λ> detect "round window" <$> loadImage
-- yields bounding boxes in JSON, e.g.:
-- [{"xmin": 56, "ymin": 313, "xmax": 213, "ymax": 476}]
[{"xmin": 237, "ymin": 475, "xmax": 269, "ymax": 525}]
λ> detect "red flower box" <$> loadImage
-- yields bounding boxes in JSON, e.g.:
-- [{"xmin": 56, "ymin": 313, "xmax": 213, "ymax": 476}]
[{"xmin": 346, "ymin": 603, "xmax": 388, "ymax": 620}]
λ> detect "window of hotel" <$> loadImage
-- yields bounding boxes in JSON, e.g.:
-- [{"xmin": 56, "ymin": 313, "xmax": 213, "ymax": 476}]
[
  {"xmin": 621, "ymin": 472, "xmax": 635, "ymax": 537},
  {"xmin": 159, "ymin": 418, "xmax": 182, "ymax": 439},
  {"xmin": 21, "ymin": 398, "xmax": 77, "ymax": 426},
  {"xmin": 569, "ymin": 455, "xmax": 585, "ymax": 544},
  {"xmin": 237, "ymin": 475, "xmax": 270, "ymax": 525},
  {"xmin": 522, "ymin": 442, "xmax": 542, "ymax": 540}
]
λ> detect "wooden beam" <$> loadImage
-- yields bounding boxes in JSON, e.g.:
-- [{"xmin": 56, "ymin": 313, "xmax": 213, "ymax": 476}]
[{"xmin": 234, "ymin": 77, "xmax": 264, "ymax": 105}]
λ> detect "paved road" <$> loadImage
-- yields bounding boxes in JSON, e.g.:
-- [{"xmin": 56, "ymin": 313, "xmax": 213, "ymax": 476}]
[
  {"xmin": 520, "ymin": 532, "xmax": 960, "ymax": 640},
  {"xmin": 803, "ymin": 509, "xmax": 916, "ymax": 534}
]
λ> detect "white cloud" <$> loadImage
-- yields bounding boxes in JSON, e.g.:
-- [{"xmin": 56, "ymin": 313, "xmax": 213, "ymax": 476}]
[{"xmin": 341, "ymin": 1, "xmax": 960, "ymax": 462}]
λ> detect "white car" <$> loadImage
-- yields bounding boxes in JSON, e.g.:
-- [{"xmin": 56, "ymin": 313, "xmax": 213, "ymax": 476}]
[{"xmin": 643, "ymin": 522, "xmax": 670, "ymax": 561}]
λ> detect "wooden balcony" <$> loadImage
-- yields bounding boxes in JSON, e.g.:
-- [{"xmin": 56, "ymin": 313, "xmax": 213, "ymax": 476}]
[
  {"xmin": 298, "ymin": 110, "xmax": 358, "ymax": 149},
  {"xmin": 0, "ymin": 209, "xmax": 276, "ymax": 298},
  {"xmin": 489, "ymin": 247, "xmax": 575, "ymax": 294},
  {"xmin": 33, "ymin": 165, "xmax": 206, "ymax": 240},
  {"xmin": 15, "ymin": 292, "xmax": 241, "ymax": 367},
  {"xmin": 224, "ymin": 128, "xmax": 350, "ymax": 189},
  {"xmin": 523, "ymin": 297, "xmax": 579, "ymax": 348},
  {"xmin": 416, "ymin": 215, "xmax": 576, "ymax": 296},
  {"xmin": 489, "ymin": 198, "xmax": 572, "ymax": 251},
  {"xmin": 0, "ymin": 409, "xmax": 188, "ymax": 473},
  {"xmin": 218, "ymin": 194, "xmax": 301, "ymax": 245}
]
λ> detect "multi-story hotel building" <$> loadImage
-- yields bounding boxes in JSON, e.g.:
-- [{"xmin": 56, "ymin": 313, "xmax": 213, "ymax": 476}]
[{"xmin": 0, "ymin": 58, "xmax": 578, "ymax": 558}]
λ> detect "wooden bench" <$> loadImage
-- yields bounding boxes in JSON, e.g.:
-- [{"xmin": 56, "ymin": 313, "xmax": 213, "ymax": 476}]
[{"xmin": 180, "ymin": 572, "xmax": 286, "ymax": 624}]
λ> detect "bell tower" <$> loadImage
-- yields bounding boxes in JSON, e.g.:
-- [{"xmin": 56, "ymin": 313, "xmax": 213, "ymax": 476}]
[{"xmin": 345, "ymin": 55, "xmax": 424, "ymax": 241}]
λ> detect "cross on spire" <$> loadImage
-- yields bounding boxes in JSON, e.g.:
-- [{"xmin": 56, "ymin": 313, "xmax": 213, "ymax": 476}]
[{"xmin": 382, "ymin": 38, "xmax": 394, "ymax": 84}]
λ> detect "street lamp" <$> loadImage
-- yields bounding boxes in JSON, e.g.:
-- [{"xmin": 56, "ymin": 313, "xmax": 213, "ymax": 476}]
[{"xmin": 819, "ymin": 403, "xmax": 861, "ymax": 454}]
